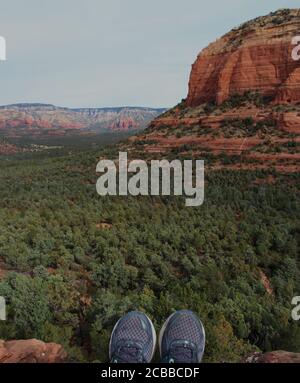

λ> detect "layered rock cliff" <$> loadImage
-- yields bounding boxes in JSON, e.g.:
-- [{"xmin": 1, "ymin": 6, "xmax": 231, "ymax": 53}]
[
  {"xmin": 0, "ymin": 104, "xmax": 166, "ymax": 138},
  {"xmin": 126, "ymin": 9, "xmax": 300, "ymax": 172},
  {"xmin": 186, "ymin": 9, "xmax": 300, "ymax": 106}
]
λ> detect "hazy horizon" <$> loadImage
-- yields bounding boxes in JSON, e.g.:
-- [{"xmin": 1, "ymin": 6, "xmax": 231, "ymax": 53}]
[
  {"xmin": 0, "ymin": 0, "xmax": 299, "ymax": 108},
  {"xmin": 0, "ymin": 102, "xmax": 166, "ymax": 110}
]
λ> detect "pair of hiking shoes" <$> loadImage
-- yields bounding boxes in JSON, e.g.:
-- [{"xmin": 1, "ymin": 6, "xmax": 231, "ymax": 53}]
[{"xmin": 109, "ymin": 310, "xmax": 205, "ymax": 363}]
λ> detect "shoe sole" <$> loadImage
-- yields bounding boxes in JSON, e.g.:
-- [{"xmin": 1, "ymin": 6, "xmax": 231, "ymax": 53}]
[
  {"xmin": 109, "ymin": 312, "xmax": 157, "ymax": 362},
  {"xmin": 159, "ymin": 310, "xmax": 206, "ymax": 363}
]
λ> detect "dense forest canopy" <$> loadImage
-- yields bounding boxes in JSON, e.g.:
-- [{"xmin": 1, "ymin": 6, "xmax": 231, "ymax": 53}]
[{"xmin": 0, "ymin": 142, "xmax": 299, "ymax": 362}]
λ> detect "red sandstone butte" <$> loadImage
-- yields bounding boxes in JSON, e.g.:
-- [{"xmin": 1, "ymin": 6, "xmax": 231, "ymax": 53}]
[
  {"xmin": 186, "ymin": 9, "xmax": 300, "ymax": 106},
  {"xmin": 0, "ymin": 339, "xmax": 67, "ymax": 363}
]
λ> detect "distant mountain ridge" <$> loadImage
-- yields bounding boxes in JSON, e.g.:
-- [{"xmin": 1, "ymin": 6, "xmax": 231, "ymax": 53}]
[
  {"xmin": 0, "ymin": 103, "xmax": 165, "ymax": 112},
  {"xmin": 0, "ymin": 103, "xmax": 166, "ymax": 138}
]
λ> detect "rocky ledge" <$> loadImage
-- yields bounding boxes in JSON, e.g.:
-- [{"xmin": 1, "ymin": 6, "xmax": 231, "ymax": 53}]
[
  {"xmin": 0, "ymin": 339, "xmax": 67, "ymax": 363},
  {"xmin": 245, "ymin": 351, "xmax": 300, "ymax": 363}
]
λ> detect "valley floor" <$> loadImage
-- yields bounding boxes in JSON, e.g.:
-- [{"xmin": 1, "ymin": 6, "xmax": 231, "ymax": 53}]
[{"xmin": 0, "ymin": 146, "xmax": 299, "ymax": 362}]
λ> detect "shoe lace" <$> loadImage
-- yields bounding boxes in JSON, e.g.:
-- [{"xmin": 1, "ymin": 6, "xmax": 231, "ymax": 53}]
[
  {"xmin": 167, "ymin": 342, "xmax": 196, "ymax": 363},
  {"xmin": 111, "ymin": 342, "xmax": 144, "ymax": 363}
]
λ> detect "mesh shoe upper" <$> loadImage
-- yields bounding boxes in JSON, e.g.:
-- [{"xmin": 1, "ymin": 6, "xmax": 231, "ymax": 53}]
[
  {"xmin": 160, "ymin": 310, "xmax": 205, "ymax": 363},
  {"xmin": 109, "ymin": 311, "xmax": 156, "ymax": 363}
]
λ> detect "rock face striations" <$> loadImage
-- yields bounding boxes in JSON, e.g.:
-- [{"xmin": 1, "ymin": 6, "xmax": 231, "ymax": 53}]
[
  {"xmin": 127, "ymin": 9, "xmax": 300, "ymax": 172},
  {"xmin": 0, "ymin": 104, "xmax": 166, "ymax": 138},
  {"xmin": 186, "ymin": 9, "xmax": 300, "ymax": 106}
]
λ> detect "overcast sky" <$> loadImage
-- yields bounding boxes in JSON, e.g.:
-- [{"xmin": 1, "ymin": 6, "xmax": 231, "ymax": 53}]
[{"xmin": 0, "ymin": 0, "xmax": 299, "ymax": 108}]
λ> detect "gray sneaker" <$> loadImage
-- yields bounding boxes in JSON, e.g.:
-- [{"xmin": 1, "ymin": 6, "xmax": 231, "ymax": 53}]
[
  {"xmin": 109, "ymin": 311, "xmax": 156, "ymax": 363},
  {"xmin": 159, "ymin": 310, "xmax": 205, "ymax": 363}
]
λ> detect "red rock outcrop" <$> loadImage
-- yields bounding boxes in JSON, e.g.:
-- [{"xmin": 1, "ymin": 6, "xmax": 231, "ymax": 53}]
[
  {"xmin": 186, "ymin": 9, "xmax": 300, "ymax": 106},
  {"xmin": 0, "ymin": 142, "xmax": 20, "ymax": 155},
  {"xmin": 0, "ymin": 339, "xmax": 67, "ymax": 363},
  {"xmin": 126, "ymin": 10, "xmax": 300, "ymax": 172},
  {"xmin": 245, "ymin": 351, "xmax": 300, "ymax": 363}
]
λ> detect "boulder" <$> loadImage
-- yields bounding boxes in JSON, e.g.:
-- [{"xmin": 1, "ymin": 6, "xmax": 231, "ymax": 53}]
[{"xmin": 0, "ymin": 339, "xmax": 67, "ymax": 363}]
